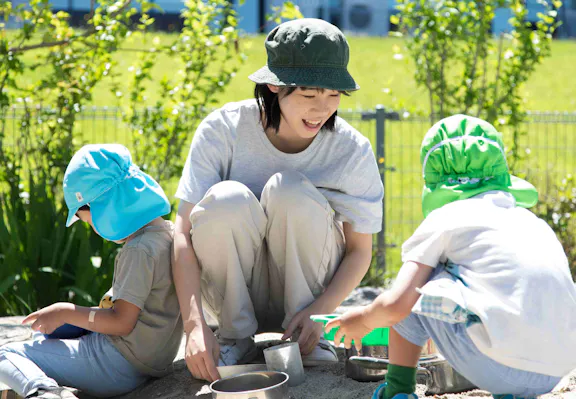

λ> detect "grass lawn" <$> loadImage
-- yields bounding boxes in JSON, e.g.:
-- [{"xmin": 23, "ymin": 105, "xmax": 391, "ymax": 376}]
[
  {"xmin": 8, "ymin": 32, "xmax": 576, "ymax": 279},
  {"xmin": 14, "ymin": 32, "xmax": 576, "ymax": 112}
]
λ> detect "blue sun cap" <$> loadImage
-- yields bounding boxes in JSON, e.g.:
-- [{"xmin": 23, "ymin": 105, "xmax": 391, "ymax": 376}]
[{"xmin": 63, "ymin": 144, "xmax": 170, "ymax": 241}]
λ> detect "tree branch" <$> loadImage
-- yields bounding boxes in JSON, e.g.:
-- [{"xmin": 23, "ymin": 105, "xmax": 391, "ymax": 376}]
[
  {"xmin": 9, "ymin": 0, "xmax": 132, "ymax": 53},
  {"xmin": 439, "ymin": 45, "xmax": 447, "ymax": 119},
  {"xmin": 476, "ymin": 55, "xmax": 488, "ymax": 118},
  {"xmin": 463, "ymin": 0, "xmax": 486, "ymax": 115},
  {"xmin": 489, "ymin": 33, "xmax": 505, "ymax": 123}
]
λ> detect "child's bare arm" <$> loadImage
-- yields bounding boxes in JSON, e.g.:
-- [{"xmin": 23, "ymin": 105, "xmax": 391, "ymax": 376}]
[
  {"xmin": 23, "ymin": 299, "xmax": 140, "ymax": 337},
  {"xmin": 326, "ymin": 261, "xmax": 433, "ymax": 349},
  {"xmin": 366, "ymin": 261, "xmax": 433, "ymax": 327}
]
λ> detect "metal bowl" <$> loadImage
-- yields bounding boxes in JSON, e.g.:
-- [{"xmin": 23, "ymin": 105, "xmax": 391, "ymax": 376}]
[
  {"xmin": 216, "ymin": 364, "xmax": 268, "ymax": 379},
  {"xmin": 345, "ymin": 345, "xmax": 389, "ymax": 382},
  {"xmin": 418, "ymin": 355, "xmax": 477, "ymax": 395},
  {"xmin": 209, "ymin": 371, "xmax": 290, "ymax": 399},
  {"xmin": 344, "ymin": 339, "xmax": 438, "ymax": 382}
]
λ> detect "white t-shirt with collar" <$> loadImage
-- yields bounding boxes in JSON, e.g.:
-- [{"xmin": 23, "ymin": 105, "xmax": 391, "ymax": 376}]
[{"xmin": 402, "ymin": 190, "xmax": 576, "ymax": 377}]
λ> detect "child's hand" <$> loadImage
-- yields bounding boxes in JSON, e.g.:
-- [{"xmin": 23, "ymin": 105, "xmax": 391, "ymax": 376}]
[
  {"xmin": 22, "ymin": 302, "xmax": 73, "ymax": 334},
  {"xmin": 325, "ymin": 306, "xmax": 373, "ymax": 351}
]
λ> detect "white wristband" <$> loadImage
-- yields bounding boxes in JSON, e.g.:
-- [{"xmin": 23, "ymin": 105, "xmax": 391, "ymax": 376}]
[{"xmin": 88, "ymin": 310, "xmax": 96, "ymax": 323}]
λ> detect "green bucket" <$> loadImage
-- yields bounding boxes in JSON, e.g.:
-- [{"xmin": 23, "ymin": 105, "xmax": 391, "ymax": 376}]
[{"xmin": 310, "ymin": 314, "xmax": 389, "ymax": 346}]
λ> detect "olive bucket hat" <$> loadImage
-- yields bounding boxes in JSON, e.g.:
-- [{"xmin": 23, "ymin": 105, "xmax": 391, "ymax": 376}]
[
  {"xmin": 249, "ymin": 18, "xmax": 359, "ymax": 92},
  {"xmin": 63, "ymin": 144, "xmax": 170, "ymax": 241},
  {"xmin": 421, "ymin": 114, "xmax": 538, "ymax": 217}
]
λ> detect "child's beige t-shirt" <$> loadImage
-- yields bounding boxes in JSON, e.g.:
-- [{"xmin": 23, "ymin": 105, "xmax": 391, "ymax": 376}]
[{"xmin": 106, "ymin": 220, "xmax": 183, "ymax": 377}]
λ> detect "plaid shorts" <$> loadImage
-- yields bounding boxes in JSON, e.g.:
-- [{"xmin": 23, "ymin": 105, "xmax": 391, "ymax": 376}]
[{"xmin": 412, "ymin": 262, "xmax": 481, "ymax": 327}]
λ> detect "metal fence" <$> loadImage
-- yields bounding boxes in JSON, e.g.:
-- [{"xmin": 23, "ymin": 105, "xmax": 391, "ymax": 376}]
[{"xmin": 4, "ymin": 106, "xmax": 576, "ymax": 276}]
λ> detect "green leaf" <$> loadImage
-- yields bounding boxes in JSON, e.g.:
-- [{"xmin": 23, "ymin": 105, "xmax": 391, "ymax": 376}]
[
  {"xmin": 62, "ymin": 286, "xmax": 94, "ymax": 305},
  {"xmin": 12, "ymin": 292, "xmax": 33, "ymax": 314},
  {"xmin": 0, "ymin": 274, "xmax": 20, "ymax": 295},
  {"xmin": 39, "ymin": 266, "xmax": 75, "ymax": 281}
]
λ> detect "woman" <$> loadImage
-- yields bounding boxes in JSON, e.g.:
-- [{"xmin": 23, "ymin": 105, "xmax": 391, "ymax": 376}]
[{"xmin": 172, "ymin": 18, "xmax": 384, "ymax": 382}]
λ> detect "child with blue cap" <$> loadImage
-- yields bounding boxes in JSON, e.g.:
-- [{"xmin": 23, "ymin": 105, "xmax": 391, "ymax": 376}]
[
  {"xmin": 326, "ymin": 115, "xmax": 576, "ymax": 399},
  {"xmin": 0, "ymin": 144, "xmax": 183, "ymax": 399}
]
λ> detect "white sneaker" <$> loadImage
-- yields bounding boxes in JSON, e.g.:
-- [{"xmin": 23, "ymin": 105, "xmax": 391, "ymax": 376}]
[
  {"xmin": 26, "ymin": 387, "xmax": 78, "ymax": 399},
  {"xmin": 301, "ymin": 338, "xmax": 338, "ymax": 367},
  {"xmin": 216, "ymin": 334, "xmax": 258, "ymax": 366}
]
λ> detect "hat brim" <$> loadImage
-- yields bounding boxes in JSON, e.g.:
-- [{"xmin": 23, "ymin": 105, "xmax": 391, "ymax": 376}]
[
  {"xmin": 422, "ymin": 174, "xmax": 538, "ymax": 217},
  {"xmin": 89, "ymin": 171, "xmax": 170, "ymax": 241},
  {"xmin": 508, "ymin": 174, "xmax": 539, "ymax": 208},
  {"xmin": 249, "ymin": 65, "xmax": 359, "ymax": 92},
  {"xmin": 66, "ymin": 208, "xmax": 80, "ymax": 227}
]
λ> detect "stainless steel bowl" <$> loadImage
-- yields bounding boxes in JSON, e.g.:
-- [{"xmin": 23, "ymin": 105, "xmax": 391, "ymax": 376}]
[
  {"xmin": 343, "ymin": 340, "xmax": 476, "ymax": 395},
  {"xmin": 345, "ymin": 345, "xmax": 389, "ymax": 382},
  {"xmin": 210, "ymin": 371, "xmax": 290, "ymax": 399},
  {"xmin": 344, "ymin": 339, "xmax": 438, "ymax": 382},
  {"xmin": 418, "ymin": 355, "xmax": 477, "ymax": 395}
]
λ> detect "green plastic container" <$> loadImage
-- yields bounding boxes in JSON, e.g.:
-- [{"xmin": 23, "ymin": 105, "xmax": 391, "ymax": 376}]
[{"xmin": 310, "ymin": 314, "xmax": 389, "ymax": 346}]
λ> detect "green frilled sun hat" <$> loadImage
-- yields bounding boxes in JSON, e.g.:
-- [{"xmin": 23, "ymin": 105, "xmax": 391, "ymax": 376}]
[
  {"xmin": 421, "ymin": 114, "xmax": 538, "ymax": 217},
  {"xmin": 249, "ymin": 18, "xmax": 359, "ymax": 92}
]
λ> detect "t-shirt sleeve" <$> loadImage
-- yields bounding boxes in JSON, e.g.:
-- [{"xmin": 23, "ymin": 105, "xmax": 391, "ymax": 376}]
[
  {"xmin": 175, "ymin": 109, "xmax": 231, "ymax": 205},
  {"xmin": 329, "ymin": 141, "xmax": 384, "ymax": 234},
  {"xmin": 113, "ymin": 248, "xmax": 155, "ymax": 310},
  {"xmin": 401, "ymin": 210, "xmax": 449, "ymax": 267}
]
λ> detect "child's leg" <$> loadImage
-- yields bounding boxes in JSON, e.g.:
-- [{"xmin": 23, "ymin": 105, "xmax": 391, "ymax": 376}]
[
  {"xmin": 388, "ymin": 328, "xmax": 422, "ymax": 367},
  {"xmin": 0, "ymin": 343, "xmax": 59, "ymax": 397},
  {"xmin": 374, "ymin": 314, "xmax": 431, "ymax": 399},
  {"xmin": 0, "ymin": 333, "xmax": 147, "ymax": 397},
  {"xmin": 403, "ymin": 315, "xmax": 561, "ymax": 398}
]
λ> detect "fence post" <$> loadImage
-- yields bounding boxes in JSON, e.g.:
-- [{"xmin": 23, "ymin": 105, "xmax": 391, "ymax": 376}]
[
  {"xmin": 363, "ymin": 105, "xmax": 399, "ymax": 276},
  {"xmin": 375, "ymin": 105, "xmax": 386, "ymax": 274}
]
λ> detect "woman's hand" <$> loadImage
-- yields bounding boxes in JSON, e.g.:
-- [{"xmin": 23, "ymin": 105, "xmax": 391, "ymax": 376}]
[
  {"xmin": 325, "ymin": 305, "xmax": 374, "ymax": 351},
  {"xmin": 282, "ymin": 306, "xmax": 324, "ymax": 355},
  {"xmin": 185, "ymin": 322, "xmax": 221, "ymax": 382},
  {"xmin": 22, "ymin": 302, "xmax": 73, "ymax": 334}
]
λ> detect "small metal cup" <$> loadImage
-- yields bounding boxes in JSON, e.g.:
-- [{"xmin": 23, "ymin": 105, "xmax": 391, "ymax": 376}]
[{"xmin": 263, "ymin": 342, "xmax": 305, "ymax": 387}]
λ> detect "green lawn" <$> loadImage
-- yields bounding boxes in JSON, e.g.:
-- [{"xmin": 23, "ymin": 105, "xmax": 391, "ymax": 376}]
[
  {"xmin": 14, "ymin": 33, "xmax": 576, "ymax": 112},
  {"xmin": 9, "ymin": 32, "xmax": 576, "ymax": 279}
]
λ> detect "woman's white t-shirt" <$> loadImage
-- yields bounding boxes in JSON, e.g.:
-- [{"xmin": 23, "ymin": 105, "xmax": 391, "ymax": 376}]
[{"xmin": 176, "ymin": 99, "xmax": 384, "ymax": 234}]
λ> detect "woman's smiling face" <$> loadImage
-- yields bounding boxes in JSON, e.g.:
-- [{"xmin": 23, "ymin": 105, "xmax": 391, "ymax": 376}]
[{"xmin": 268, "ymin": 85, "xmax": 341, "ymax": 140}]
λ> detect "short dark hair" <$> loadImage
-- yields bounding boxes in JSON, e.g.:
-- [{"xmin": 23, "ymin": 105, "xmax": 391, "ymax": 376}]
[
  {"xmin": 254, "ymin": 84, "xmax": 349, "ymax": 134},
  {"xmin": 78, "ymin": 205, "xmax": 90, "ymax": 211}
]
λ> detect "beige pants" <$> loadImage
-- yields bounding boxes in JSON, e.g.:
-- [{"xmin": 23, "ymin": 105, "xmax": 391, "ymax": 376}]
[{"xmin": 190, "ymin": 171, "xmax": 345, "ymax": 339}]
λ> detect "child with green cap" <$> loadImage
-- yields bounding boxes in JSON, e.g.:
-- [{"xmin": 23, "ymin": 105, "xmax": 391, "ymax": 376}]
[
  {"xmin": 326, "ymin": 114, "xmax": 576, "ymax": 399},
  {"xmin": 172, "ymin": 18, "xmax": 383, "ymax": 381},
  {"xmin": 0, "ymin": 144, "xmax": 183, "ymax": 398}
]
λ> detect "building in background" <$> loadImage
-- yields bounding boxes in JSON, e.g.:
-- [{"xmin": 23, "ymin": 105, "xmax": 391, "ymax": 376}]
[
  {"xmin": 6, "ymin": 0, "xmax": 575, "ymax": 37},
  {"xmin": 494, "ymin": 0, "xmax": 576, "ymax": 37},
  {"xmin": 262, "ymin": 0, "xmax": 391, "ymax": 36}
]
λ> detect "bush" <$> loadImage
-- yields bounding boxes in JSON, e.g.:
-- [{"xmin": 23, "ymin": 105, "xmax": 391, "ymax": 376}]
[
  {"xmin": 0, "ymin": 0, "xmax": 244, "ymax": 315},
  {"xmin": 536, "ymin": 175, "xmax": 576, "ymax": 279}
]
